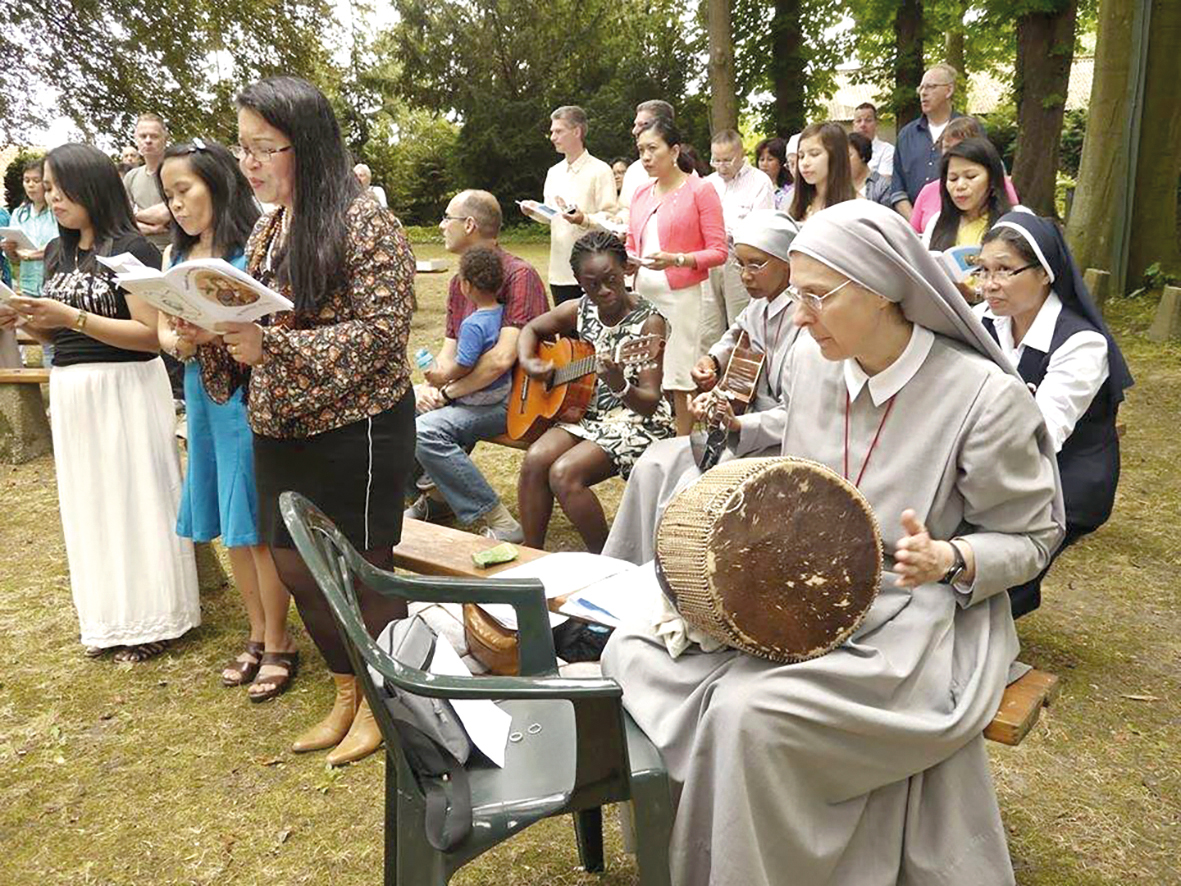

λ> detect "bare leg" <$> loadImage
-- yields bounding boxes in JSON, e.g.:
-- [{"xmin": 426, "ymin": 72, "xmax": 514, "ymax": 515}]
[
  {"xmin": 673, "ymin": 391, "xmax": 694, "ymax": 436},
  {"xmin": 518, "ymin": 427, "xmax": 580, "ymax": 549},
  {"xmin": 223, "ymin": 545, "xmax": 266, "ymax": 683},
  {"xmin": 549, "ymin": 441, "xmax": 618, "ymax": 553},
  {"xmin": 248, "ymin": 545, "xmax": 299, "ymax": 699}
]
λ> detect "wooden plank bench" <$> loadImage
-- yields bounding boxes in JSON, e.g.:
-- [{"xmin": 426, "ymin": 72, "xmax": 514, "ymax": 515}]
[
  {"xmin": 392, "ymin": 518, "xmax": 1059, "ymax": 747},
  {"xmin": 0, "ymin": 367, "xmax": 52, "ymax": 463}
]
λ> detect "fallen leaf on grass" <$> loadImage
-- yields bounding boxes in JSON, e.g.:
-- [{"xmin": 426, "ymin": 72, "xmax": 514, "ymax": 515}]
[
  {"xmin": 1121, "ymin": 694, "xmax": 1160, "ymax": 702},
  {"xmin": 278, "ymin": 828, "xmax": 292, "ymax": 844},
  {"xmin": 255, "ymin": 756, "xmax": 284, "ymax": 767}
]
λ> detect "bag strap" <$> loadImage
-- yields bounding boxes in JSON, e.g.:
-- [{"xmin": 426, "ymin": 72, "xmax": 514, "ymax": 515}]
[{"xmin": 395, "ymin": 721, "xmax": 473, "ymax": 851}]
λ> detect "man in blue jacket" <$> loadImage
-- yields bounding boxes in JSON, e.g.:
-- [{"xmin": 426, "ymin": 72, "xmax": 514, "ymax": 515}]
[{"xmin": 889, "ymin": 63, "xmax": 965, "ymax": 221}]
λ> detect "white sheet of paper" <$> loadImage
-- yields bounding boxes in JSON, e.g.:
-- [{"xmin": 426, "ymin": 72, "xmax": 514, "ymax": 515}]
[
  {"xmin": 476, "ymin": 603, "xmax": 567, "ymax": 632},
  {"xmin": 0, "ymin": 227, "xmax": 37, "ymax": 251},
  {"xmin": 426, "ymin": 631, "xmax": 513, "ymax": 768},
  {"xmin": 95, "ymin": 252, "xmax": 148, "ymax": 275},
  {"xmin": 558, "ymin": 561, "xmax": 660, "ymax": 628}
]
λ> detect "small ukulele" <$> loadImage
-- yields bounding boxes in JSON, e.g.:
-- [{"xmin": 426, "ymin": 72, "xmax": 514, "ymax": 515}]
[
  {"xmin": 691, "ymin": 331, "xmax": 766, "ymax": 471},
  {"xmin": 506, "ymin": 334, "xmax": 664, "ymax": 443}
]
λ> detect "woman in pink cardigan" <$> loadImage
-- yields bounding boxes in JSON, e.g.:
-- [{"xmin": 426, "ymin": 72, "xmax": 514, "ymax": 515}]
[{"xmin": 627, "ymin": 118, "xmax": 727, "ymax": 435}]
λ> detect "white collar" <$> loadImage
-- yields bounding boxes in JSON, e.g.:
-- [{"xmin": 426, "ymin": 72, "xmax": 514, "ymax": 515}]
[
  {"xmin": 764, "ymin": 291, "xmax": 790, "ymax": 320},
  {"xmin": 843, "ymin": 324, "xmax": 934, "ymax": 406},
  {"xmin": 980, "ymin": 291, "xmax": 1062, "ymax": 354}
]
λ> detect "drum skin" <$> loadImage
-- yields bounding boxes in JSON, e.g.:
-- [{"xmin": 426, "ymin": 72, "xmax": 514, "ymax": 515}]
[{"xmin": 655, "ymin": 457, "xmax": 882, "ymax": 662}]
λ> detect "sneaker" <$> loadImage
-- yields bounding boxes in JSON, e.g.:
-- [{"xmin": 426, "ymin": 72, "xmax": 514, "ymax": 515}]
[
  {"xmin": 404, "ymin": 494, "xmax": 454, "ymax": 523},
  {"xmin": 480, "ymin": 524, "xmax": 525, "ymax": 544}
]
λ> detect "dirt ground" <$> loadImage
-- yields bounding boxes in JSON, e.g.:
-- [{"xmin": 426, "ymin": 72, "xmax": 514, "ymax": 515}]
[{"xmin": 0, "ymin": 243, "xmax": 1177, "ymax": 885}]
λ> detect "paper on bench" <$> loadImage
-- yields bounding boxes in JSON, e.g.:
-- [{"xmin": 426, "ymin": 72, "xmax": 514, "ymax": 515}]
[
  {"xmin": 370, "ymin": 621, "xmax": 512, "ymax": 767},
  {"xmin": 474, "ymin": 553, "xmax": 637, "ymax": 630},
  {"xmin": 558, "ymin": 560, "xmax": 661, "ymax": 628}
]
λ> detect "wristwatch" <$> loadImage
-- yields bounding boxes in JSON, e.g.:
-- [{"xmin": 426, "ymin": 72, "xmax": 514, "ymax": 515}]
[
  {"xmin": 674, "ymin": 253, "xmax": 686, "ymax": 268},
  {"xmin": 941, "ymin": 541, "xmax": 967, "ymax": 585},
  {"xmin": 440, "ymin": 384, "xmax": 455, "ymax": 405}
]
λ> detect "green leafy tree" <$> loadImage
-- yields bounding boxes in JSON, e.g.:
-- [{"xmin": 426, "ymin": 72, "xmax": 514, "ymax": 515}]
[{"xmin": 3, "ymin": 0, "xmax": 337, "ymax": 144}]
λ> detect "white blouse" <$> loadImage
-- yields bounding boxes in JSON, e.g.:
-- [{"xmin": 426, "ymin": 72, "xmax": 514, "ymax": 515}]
[{"xmin": 975, "ymin": 293, "xmax": 1109, "ymax": 452}]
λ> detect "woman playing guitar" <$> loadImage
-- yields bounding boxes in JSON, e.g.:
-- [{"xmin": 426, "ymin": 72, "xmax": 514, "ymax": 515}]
[{"xmin": 516, "ymin": 231, "xmax": 674, "ymax": 552}]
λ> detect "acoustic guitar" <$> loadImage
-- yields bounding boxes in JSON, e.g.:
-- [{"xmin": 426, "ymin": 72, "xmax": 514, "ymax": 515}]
[
  {"xmin": 690, "ymin": 331, "xmax": 766, "ymax": 471},
  {"xmin": 506, "ymin": 334, "xmax": 664, "ymax": 443}
]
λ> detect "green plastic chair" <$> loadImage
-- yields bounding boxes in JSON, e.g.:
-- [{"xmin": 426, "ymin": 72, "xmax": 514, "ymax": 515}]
[{"xmin": 280, "ymin": 492, "xmax": 673, "ymax": 886}]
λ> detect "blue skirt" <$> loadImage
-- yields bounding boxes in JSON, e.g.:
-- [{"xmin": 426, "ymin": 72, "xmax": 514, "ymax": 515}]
[{"xmin": 176, "ymin": 361, "xmax": 259, "ymax": 547}]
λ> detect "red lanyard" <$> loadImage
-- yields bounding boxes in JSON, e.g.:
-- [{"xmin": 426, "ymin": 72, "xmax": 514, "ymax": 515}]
[
  {"xmin": 844, "ymin": 390, "xmax": 896, "ymax": 488},
  {"xmin": 762, "ymin": 303, "xmax": 788, "ymax": 354}
]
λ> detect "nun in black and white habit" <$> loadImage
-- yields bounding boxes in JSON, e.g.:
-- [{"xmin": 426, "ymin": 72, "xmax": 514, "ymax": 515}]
[
  {"xmin": 601, "ymin": 200, "xmax": 1066, "ymax": 885},
  {"xmin": 603, "ymin": 209, "xmax": 805, "ymax": 566}
]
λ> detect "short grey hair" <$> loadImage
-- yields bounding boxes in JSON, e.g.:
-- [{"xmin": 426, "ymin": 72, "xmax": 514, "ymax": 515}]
[
  {"xmin": 928, "ymin": 63, "xmax": 958, "ymax": 91},
  {"xmin": 551, "ymin": 105, "xmax": 588, "ymax": 140},
  {"xmin": 711, "ymin": 128, "xmax": 743, "ymax": 148},
  {"xmin": 454, "ymin": 189, "xmax": 503, "ymax": 238}
]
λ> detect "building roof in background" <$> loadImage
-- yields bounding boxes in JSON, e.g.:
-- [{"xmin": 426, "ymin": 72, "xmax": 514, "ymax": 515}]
[{"xmin": 825, "ymin": 57, "xmax": 1094, "ymax": 121}]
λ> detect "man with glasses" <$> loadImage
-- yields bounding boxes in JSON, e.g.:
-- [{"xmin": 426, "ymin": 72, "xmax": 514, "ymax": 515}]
[
  {"xmin": 703, "ymin": 129, "xmax": 775, "ymax": 351},
  {"xmin": 889, "ymin": 64, "xmax": 966, "ymax": 221},
  {"xmin": 406, "ymin": 189, "xmax": 548, "ymax": 542}
]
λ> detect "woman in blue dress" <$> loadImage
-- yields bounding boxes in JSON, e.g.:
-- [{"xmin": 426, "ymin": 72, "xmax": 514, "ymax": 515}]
[{"xmin": 156, "ymin": 139, "xmax": 298, "ymax": 701}]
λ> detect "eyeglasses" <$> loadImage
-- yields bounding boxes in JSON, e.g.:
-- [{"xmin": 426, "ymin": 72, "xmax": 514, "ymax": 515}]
[
  {"xmin": 709, "ymin": 156, "xmax": 741, "ymax": 169},
  {"xmin": 231, "ymin": 144, "xmax": 293, "ymax": 163},
  {"xmin": 441, "ymin": 214, "xmax": 471, "ymax": 224},
  {"xmin": 917, "ymin": 82, "xmax": 953, "ymax": 94},
  {"xmin": 785, "ymin": 279, "xmax": 851, "ymax": 312},
  {"xmin": 970, "ymin": 263, "xmax": 1040, "ymax": 284},
  {"xmin": 735, "ymin": 258, "xmax": 771, "ymax": 275}
]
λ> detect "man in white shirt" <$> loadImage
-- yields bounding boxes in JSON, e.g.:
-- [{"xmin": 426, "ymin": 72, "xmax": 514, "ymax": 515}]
[
  {"xmin": 852, "ymin": 102, "xmax": 895, "ymax": 179},
  {"xmin": 701, "ymin": 129, "xmax": 775, "ymax": 348},
  {"xmin": 353, "ymin": 163, "xmax": 388, "ymax": 208},
  {"xmin": 522, "ymin": 105, "xmax": 618, "ymax": 304}
]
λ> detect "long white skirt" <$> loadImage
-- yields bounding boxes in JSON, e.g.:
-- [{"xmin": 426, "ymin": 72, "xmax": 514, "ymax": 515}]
[
  {"xmin": 50, "ymin": 359, "xmax": 200, "ymax": 648},
  {"xmin": 635, "ymin": 270, "xmax": 705, "ymax": 392}
]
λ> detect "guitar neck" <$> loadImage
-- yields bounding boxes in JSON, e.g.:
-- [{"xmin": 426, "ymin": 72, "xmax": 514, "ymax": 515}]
[{"xmin": 552, "ymin": 353, "xmax": 602, "ymax": 387}]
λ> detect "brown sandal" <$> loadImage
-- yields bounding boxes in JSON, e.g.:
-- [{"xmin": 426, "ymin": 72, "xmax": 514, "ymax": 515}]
[
  {"xmin": 113, "ymin": 641, "xmax": 169, "ymax": 663},
  {"xmin": 221, "ymin": 640, "xmax": 265, "ymax": 687},
  {"xmin": 248, "ymin": 650, "xmax": 300, "ymax": 703}
]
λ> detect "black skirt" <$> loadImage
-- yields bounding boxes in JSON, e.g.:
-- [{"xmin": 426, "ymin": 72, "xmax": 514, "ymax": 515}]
[{"xmin": 253, "ymin": 391, "xmax": 416, "ymax": 550}]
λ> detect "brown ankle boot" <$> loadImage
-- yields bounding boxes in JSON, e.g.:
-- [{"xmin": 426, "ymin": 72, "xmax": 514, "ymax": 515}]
[
  {"xmin": 292, "ymin": 674, "xmax": 359, "ymax": 753},
  {"xmin": 326, "ymin": 695, "xmax": 383, "ymax": 766}
]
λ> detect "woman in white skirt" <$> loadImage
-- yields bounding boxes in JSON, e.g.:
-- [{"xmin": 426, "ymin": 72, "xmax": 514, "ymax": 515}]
[
  {"xmin": 627, "ymin": 118, "xmax": 727, "ymax": 435},
  {"xmin": 1, "ymin": 144, "xmax": 199, "ymax": 662}
]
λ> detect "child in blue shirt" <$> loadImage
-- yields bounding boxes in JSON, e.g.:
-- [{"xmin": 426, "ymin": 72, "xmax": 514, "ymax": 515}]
[{"xmin": 424, "ymin": 246, "xmax": 511, "ymax": 405}]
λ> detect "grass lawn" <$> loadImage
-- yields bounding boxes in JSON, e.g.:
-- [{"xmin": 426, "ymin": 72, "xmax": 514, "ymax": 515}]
[{"xmin": 0, "ymin": 242, "xmax": 1178, "ymax": 885}]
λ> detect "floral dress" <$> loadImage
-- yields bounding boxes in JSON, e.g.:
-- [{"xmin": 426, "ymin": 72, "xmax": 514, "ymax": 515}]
[{"xmin": 556, "ymin": 295, "xmax": 676, "ymax": 478}]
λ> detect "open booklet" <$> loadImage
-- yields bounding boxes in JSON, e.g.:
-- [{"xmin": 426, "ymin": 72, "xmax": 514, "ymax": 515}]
[
  {"xmin": 0, "ymin": 279, "xmax": 17, "ymax": 306},
  {"xmin": 0, "ymin": 227, "xmax": 38, "ymax": 251},
  {"xmin": 932, "ymin": 244, "xmax": 981, "ymax": 284},
  {"xmin": 95, "ymin": 253, "xmax": 294, "ymax": 332}
]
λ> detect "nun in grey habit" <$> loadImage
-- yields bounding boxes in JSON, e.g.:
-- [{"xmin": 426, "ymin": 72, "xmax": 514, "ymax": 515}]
[
  {"xmin": 601, "ymin": 200, "xmax": 1065, "ymax": 886},
  {"xmin": 603, "ymin": 210, "xmax": 805, "ymax": 565}
]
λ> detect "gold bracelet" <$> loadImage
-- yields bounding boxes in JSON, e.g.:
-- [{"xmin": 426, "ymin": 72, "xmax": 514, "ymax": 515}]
[{"xmin": 73, "ymin": 309, "xmax": 88, "ymax": 332}]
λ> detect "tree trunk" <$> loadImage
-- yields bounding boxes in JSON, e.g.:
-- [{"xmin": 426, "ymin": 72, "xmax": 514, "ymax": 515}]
[
  {"xmin": 1011, "ymin": 0, "xmax": 1077, "ymax": 216},
  {"xmin": 943, "ymin": 0, "xmax": 967, "ymax": 79},
  {"xmin": 707, "ymin": 0, "xmax": 740, "ymax": 132},
  {"xmin": 770, "ymin": 0, "xmax": 805, "ymax": 136},
  {"xmin": 1127, "ymin": 0, "xmax": 1181, "ymax": 282},
  {"xmin": 894, "ymin": 0, "xmax": 924, "ymax": 129}
]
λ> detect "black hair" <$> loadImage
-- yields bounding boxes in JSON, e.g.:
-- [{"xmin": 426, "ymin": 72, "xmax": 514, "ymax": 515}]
[
  {"xmin": 637, "ymin": 118, "xmax": 696, "ymax": 174},
  {"xmin": 929, "ymin": 137, "xmax": 1013, "ymax": 252},
  {"xmin": 854, "ymin": 102, "xmax": 877, "ymax": 117},
  {"xmin": 236, "ymin": 76, "xmax": 362, "ymax": 312},
  {"xmin": 570, "ymin": 230, "xmax": 628, "ymax": 278},
  {"xmin": 754, "ymin": 137, "xmax": 789, "ymax": 187},
  {"xmin": 23, "ymin": 157, "xmax": 45, "ymax": 176},
  {"xmin": 610, "ymin": 157, "xmax": 630, "ymax": 168},
  {"xmin": 157, "ymin": 140, "xmax": 261, "ymax": 262},
  {"xmin": 43, "ymin": 143, "xmax": 139, "ymax": 276},
  {"xmin": 847, "ymin": 132, "xmax": 873, "ymax": 165},
  {"xmin": 458, "ymin": 246, "xmax": 505, "ymax": 296}
]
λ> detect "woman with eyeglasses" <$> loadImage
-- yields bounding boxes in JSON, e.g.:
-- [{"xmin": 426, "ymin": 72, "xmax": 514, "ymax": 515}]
[
  {"xmin": 0, "ymin": 144, "xmax": 200, "ymax": 663},
  {"xmin": 973, "ymin": 212, "xmax": 1133, "ymax": 617},
  {"xmin": 604, "ymin": 210, "xmax": 803, "ymax": 565},
  {"xmin": 788, "ymin": 121, "xmax": 856, "ymax": 223},
  {"xmin": 155, "ymin": 139, "xmax": 299, "ymax": 700},
  {"xmin": 178, "ymin": 76, "xmax": 417, "ymax": 765},
  {"xmin": 627, "ymin": 118, "xmax": 727, "ymax": 435},
  {"xmin": 602, "ymin": 200, "xmax": 1064, "ymax": 885}
]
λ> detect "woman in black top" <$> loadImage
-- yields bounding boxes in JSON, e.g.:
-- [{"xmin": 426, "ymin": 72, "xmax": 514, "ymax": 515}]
[{"xmin": 0, "ymin": 144, "xmax": 200, "ymax": 662}]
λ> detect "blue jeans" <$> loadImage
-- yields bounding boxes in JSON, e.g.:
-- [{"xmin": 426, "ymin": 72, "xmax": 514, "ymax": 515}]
[{"xmin": 413, "ymin": 400, "xmax": 509, "ymax": 524}]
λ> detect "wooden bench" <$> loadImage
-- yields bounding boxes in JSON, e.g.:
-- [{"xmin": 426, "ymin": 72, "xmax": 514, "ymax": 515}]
[
  {"xmin": 0, "ymin": 367, "xmax": 51, "ymax": 463},
  {"xmin": 392, "ymin": 518, "xmax": 1059, "ymax": 747}
]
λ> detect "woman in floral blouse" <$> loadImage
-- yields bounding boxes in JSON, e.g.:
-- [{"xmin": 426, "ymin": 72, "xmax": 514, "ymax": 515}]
[{"xmin": 179, "ymin": 76, "xmax": 417, "ymax": 766}]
